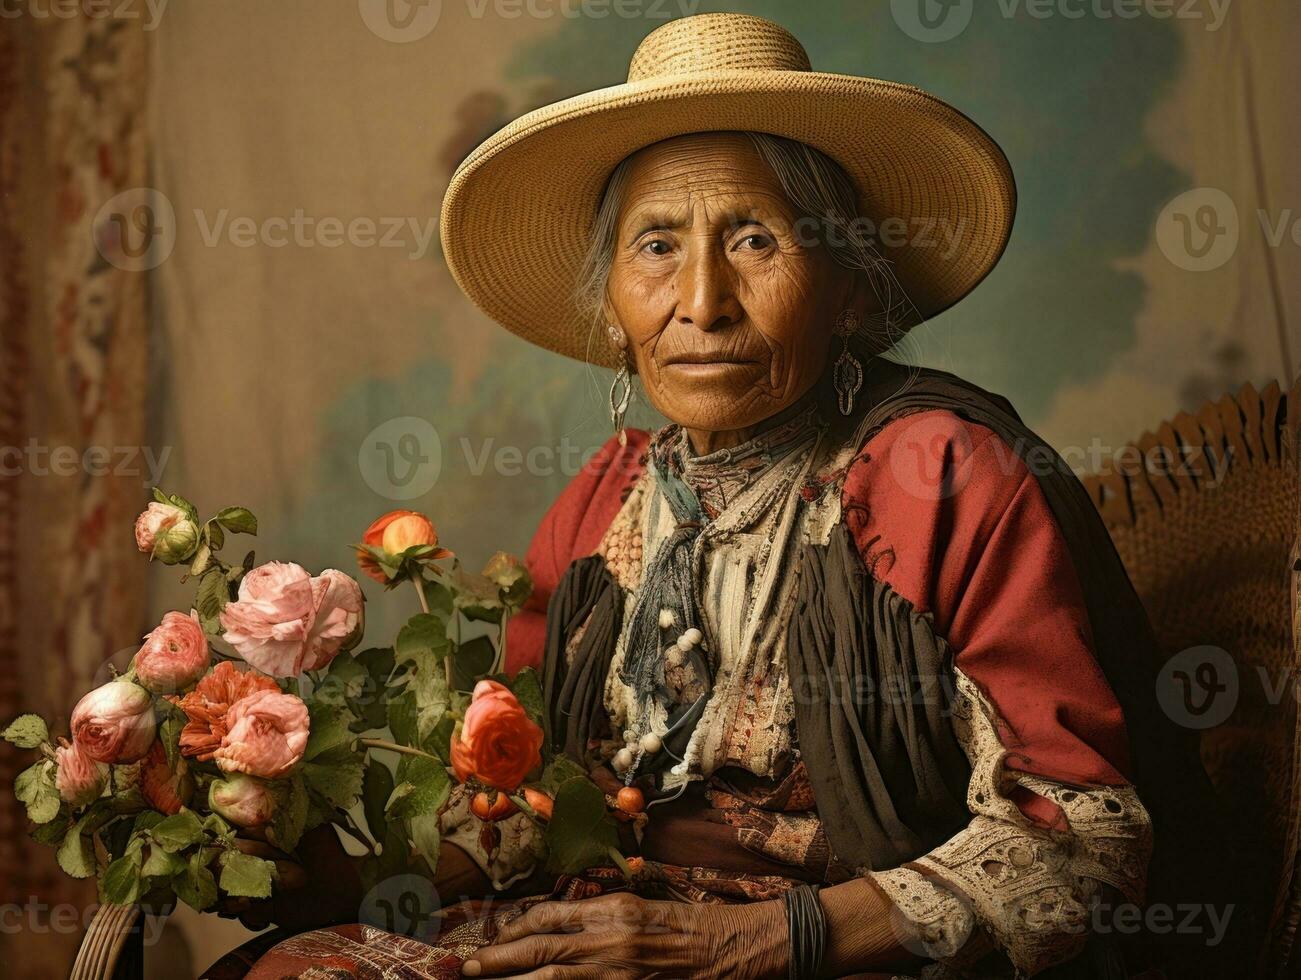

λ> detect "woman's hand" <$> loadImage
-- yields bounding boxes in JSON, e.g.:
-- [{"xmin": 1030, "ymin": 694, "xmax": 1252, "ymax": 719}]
[{"xmin": 462, "ymin": 891, "xmax": 788, "ymax": 979}]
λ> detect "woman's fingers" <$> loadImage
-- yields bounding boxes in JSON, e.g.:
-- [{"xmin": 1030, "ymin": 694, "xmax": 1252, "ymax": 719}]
[
  {"xmin": 495, "ymin": 902, "xmax": 585, "ymax": 944},
  {"xmin": 462, "ymin": 933, "xmax": 591, "ymax": 977}
]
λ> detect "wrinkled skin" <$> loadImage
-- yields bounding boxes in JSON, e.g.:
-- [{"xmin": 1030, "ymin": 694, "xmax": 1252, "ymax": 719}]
[{"xmin": 605, "ymin": 132, "xmax": 875, "ymax": 454}]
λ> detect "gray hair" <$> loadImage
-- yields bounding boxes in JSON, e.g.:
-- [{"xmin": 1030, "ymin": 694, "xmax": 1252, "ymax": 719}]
[{"xmin": 575, "ymin": 131, "xmax": 917, "ymax": 365}]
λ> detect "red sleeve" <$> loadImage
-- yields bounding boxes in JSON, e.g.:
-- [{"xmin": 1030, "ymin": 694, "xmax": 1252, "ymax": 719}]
[
  {"xmin": 841, "ymin": 410, "xmax": 1131, "ymax": 826},
  {"xmin": 504, "ymin": 430, "xmax": 648, "ymax": 674}
]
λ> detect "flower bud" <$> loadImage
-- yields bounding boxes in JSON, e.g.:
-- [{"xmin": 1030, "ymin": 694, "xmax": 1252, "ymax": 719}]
[
  {"xmin": 70, "ymin": 679, "xmax": 156, "ymax": 764},
  {"xmin": 208, "ymin": 772, "xmax": 275, "ymax": 829},
  {"xmin": 482, "ymin": 551, "xmax": 533, "ymax": 609},
  {"xmin": 135, "ymin": 502, "xmax": 200, "ymax": 564}
]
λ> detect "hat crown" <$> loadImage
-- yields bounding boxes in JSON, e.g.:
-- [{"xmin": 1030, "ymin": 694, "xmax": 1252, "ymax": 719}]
[{"xmin": 627, "ymin": 13, "xmax": 812, "ymax": 82}]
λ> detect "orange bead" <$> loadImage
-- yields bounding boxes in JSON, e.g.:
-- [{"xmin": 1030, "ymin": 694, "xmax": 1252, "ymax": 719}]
[
  {"xmin": 615, "ymin": 786, "xmax": 645, "ymax": 814},
  {"xmin": 471, "ymin": 791, "xmax": 517, "ymax": 821}
]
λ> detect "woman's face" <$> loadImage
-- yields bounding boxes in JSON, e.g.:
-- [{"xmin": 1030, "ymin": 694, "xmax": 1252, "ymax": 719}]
[{"xmin": 604, "ymin": 133, "xmax": 856, "ymax": 439}]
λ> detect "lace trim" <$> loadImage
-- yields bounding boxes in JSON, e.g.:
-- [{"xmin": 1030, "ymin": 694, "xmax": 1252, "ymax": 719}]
[{"xmin": 879, "ymin": 670, "xmax": 1153, "ymax": 977}]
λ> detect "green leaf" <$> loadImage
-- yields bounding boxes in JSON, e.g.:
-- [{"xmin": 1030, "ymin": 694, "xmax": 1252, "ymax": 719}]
[
  {"xmin": 423, "ymin": 715, "xmax": 455, "ymax": 762},
  {"xmin": 539, "ymin": 756, "xmax": 588, "ymax": 795},
  {"xmin": 387, "ymin": 691, "xmax": 419, "ymax": 747},
  {"xmin": 32, "ymin": 811, "xmax": 72, "ymax": 847},
  {"xmin": 395, "ymin": 614, "xmax": 450, "ymax": 667},
  {"xmin": 141, "ymin": 844, "xmax": 185, "ymax": 879},
  {"xmin": 132, "ymin": 810, "xmax": 165, "ymax": 835},
  {"xmin": 100, "ymin": 850, "xmax": 144, "ymax": 905},
  {"xmin": 15, "ymin": 760, "xmax": 61, "ymax": 824},
  {"xmin": 451, "ymin": 568, "xmax": 504, "ymax": 624},
  {"xmin": 543, "ymin": 777, "xmax": 619, "ymax": 875},
  {"xmin": 194, "ymin": 569, "xmax": 231, "ymax": 635},
  {"xmin": 214, "ymin": 506, "xmax": 258, "ymax": 535},
  {"xmin": 188, "ymin": 540, "xmax": 212, "ymax": 577},
  {"xmin": 204, "ymin": 520, "xmax": 225, "ymax": 551},
  {"xmin": 420, "ymin": 579, "xmax": 455, "ymax": 619},
  {"xmin": 412, "ymin": 662, "xmax": 449, "ymax": 741},
  {"xmin": 377, "ymin": 820, "xmax": 410, "ymax": 880},
  {"xmin": 3, "ymin": 713, "xmax": 49, "ymax": 749},
  {"xmin": 388, "ymin": 755, "xmax": 449, "ymax": 820},
  {"xmin": 150, "ymin": 809, "xmax": 205, "ymax": 853},
  {"xmin": 509, "ymin": 667, "xmax": 546, "ymax": 727},
  {"xmin": 302, "ymin": 744, "xmax": 365, "ymax": 809},
  {"xmin": 362, "ymin": 759, "xmax": 394, "ymax": 844},
  {"xmin": 56, "ymin": 826, "xmax": 95, "ymax": 878},
  {"xmin": 153, "ymin": 488, "xmax": 198, "ymax": 522},
  {"xmin": 159, "ymin": 714, "xmax": 184, "ymax": 771},
  {"xmin": 304, "ymin": 703, "xmax": 355, "ymax": 761},
  {"xmin": 173, "ymin": 850, "xmax": 218, "ymax": 911},
  {"xmin": 218, "ymin": 849, "xmax": 274, "ymax": 899},
  {"xmin": 271, "ymin": 773, "xmax": 309, "ymax": 852},
  {"xmin": 451, "ymin": 636, "xmax": 496, "ymax": 691},
  {"xmin": 409, "ymin": 812, "xmax": 441, "ymax": 877}
]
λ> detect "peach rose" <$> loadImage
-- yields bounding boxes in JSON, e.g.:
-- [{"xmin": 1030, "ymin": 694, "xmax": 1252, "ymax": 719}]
[
  {"xmin": 70, "ymin": 679, "xmax": 156, "ymax": 764},
  {"xmin": 134, "ymin": 611, "xmax": 210, "ymax": 694},
  {"xmin": 54, "ymin": 738, "xmax": 107, "ymax": 806},
  {"xmin": 139, "ymin": 740, "xmax": 192, "ymax": 815},
  {"xmin": 219, "ymin": 562, "xmax": 363, "ymax": 677},
  {"xmin": 356, "ymin": 510, "xmax": 452, "ymax": 584},
  {"xmin": 213, "ymin": 689, "xmax": 310, "ymax": 778},
  {"xmin": 208, "ymin": 773, "xmax": 275, "ymax": 829},
  {"xmin": 449, "ymin": 680, "xmax": 543, "ymax": 791},
  {"xmin": 134, "ymin": 502, "xmax": 199, "ymax": 565},
  {"xmin": 167, "ymin": 660, "xmax": 280, "ymax": 761}
]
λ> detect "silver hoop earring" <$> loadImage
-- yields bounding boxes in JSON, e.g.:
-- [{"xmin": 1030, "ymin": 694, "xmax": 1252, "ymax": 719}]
[
  {"xmin": 609, "ymin": 362, "xmax": 632, "ymax": 446},
  {"xmin": 833, "ymin": 309, "xmax": 864, "ymax": 417}
]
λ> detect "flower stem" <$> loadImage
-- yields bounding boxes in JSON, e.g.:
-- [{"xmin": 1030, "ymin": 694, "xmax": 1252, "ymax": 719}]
[
  {"xmin": 608, "ymin": 846, "xmax": 632, "ymax": 878},
  {"xmin": 358, "ymin": 737, "xmax": 446, "ymax": 765}
]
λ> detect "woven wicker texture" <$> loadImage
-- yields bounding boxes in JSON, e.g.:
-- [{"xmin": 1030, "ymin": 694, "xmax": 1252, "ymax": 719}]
[
  {"xmin": 439, "ymin": 13, "xmax": 1015, "ymax": 368},
  {"xmin": 1081, "ymin": 378, "xmax": 1301, "ymax": 974}
]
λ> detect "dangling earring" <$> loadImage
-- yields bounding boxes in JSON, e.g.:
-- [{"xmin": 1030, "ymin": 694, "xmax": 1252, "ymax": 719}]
[
  {"xmin": 607, "ymin": 324, "xmax": 632, "ymax": 446},
  {"xmin": 833, "ymin": 309, "xmax": 864, "ymax": 416}
]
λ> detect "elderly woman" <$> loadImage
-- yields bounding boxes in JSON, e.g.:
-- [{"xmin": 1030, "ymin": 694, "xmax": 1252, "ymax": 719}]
[{"xmin": 246, "ymin": 13, "xmax": 1223, "ymax": 980}]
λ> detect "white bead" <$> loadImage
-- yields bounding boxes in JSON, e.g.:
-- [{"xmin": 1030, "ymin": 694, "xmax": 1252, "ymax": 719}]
[
  {"xmin": 613, "ymin": 748, "xmax": 635, "ymax": 771},
  {"xmin": 639, "ymin": 732, "xmax": 662, "ymax": 754},
  {"xmin": 658, "ymin": 608, "xmax": 676, "ymax": 629},
  {"xmin": 682, "ymin": 627, "xmax": 703, "ymax": 647}
]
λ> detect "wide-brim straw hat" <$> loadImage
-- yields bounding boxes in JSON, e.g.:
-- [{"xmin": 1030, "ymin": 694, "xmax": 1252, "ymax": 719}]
[{"xmin": 441, "ymin": 12, "xmax": 1016, "ymax": 369}]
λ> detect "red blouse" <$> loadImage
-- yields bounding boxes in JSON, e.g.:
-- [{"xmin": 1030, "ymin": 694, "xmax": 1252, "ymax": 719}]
[{"xmin": 506, "ymin": 412, "xmax": 1133, "ymax": 831}]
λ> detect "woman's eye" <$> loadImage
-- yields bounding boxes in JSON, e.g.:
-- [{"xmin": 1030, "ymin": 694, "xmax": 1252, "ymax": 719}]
[
  {"xmin": 641, "ymin": 238, "xmax": 672, "ymax": 256},
  {"xmin": 735, "ymin": 233, "xmax": 773, "ymax": 252}
]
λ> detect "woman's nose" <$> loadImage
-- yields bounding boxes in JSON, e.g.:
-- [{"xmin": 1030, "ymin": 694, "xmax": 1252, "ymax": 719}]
[{"xmin": 674, "ymin": 245, "xmax": 742, "ymax": 331}]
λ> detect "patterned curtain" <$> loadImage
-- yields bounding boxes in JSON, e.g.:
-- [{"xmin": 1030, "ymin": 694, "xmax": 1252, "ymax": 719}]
[{"xmin": 0, "ymin": 13, "xmax": 151, "ymax": 978}]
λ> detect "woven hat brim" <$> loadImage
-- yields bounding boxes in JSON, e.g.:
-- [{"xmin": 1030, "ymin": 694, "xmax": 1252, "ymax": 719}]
[{"xmin": 441, "ymin": 70, "xmax": 1016, "ymax": 369}]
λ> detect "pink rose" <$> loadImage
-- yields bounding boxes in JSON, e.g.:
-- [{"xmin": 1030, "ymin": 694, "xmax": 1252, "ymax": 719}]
[
  {"xmin": 134, "ymin": 502, "xmax": 199, "ymax": 565},
  {"xmin": 208, "ymin": 773, "xmax": 275, "ymax": 829},
  {"xmin": 54, "ymin": 738, "xmax": 107, "ymax": 806},
  {"xmin": 213, "ymin": 689, "xmax": 310, "ymax": 778},
  {"xmin": 219, "ymin": 562, "xmax": 364, "ymax": 677},
  {"xmin": 134, "ymin": 611, "xmax": 210, "ymax": 693},
  {"xmin": 449, "ymin": 680, "xmax": 543, "ymax": 791},
  {"xmin": 70, "ymin": 680, "xmax": 156, "ymax": 764}
]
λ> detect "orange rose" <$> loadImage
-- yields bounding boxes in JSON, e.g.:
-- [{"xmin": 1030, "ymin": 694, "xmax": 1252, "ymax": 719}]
[
  {"xmin": 449, "ymin": 680, "xmax": 543, "ymax": 792},
  {"xmin": 140, "ymin": 740, "xmax": 192, "ymax": 815},
  {"xmin": 167, "ymin": 660, "xmax": 279, "ymax": 761},
  {"xmin": 356, "ymin": 510, "xmax": 452, "ymax": 584}
]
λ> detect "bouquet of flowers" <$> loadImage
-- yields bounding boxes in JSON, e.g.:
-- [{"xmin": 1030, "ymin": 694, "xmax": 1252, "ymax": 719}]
[{"xmin": 4, "ymin": 489, "xmax": 632, "ymax": 914}]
